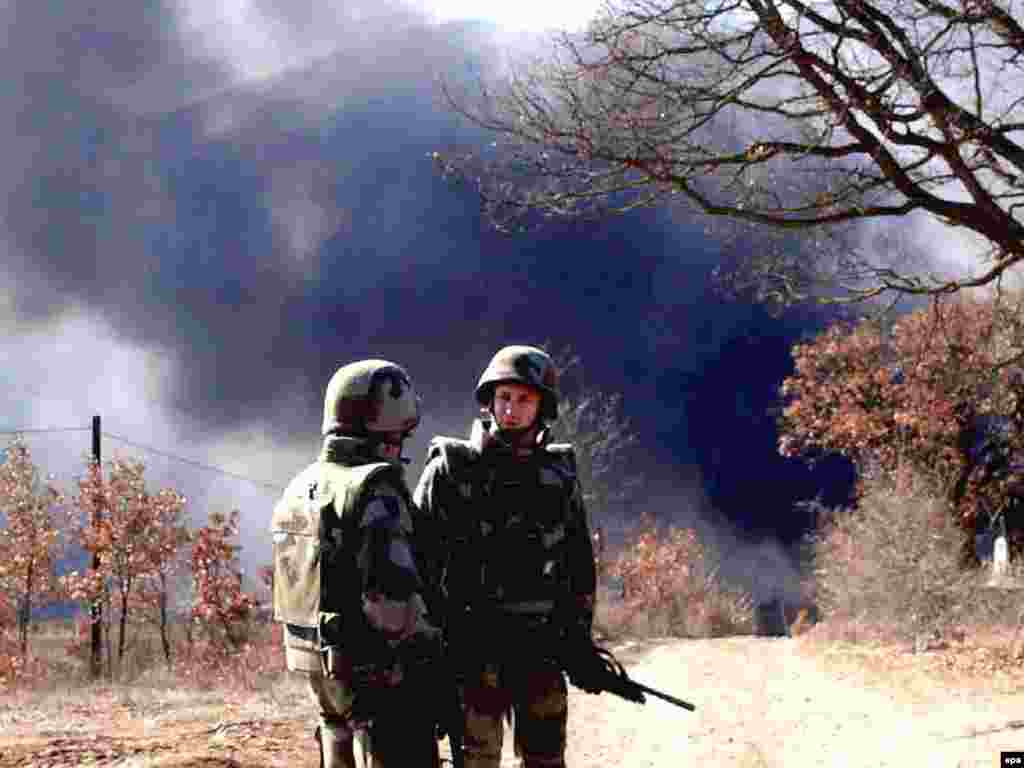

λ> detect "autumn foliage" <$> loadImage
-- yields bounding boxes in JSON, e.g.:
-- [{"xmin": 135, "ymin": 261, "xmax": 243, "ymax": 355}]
[
  {"xmin": 190, "ymin": 509, "xmax": 257, "ymax": 647},
  {"xmin": 0, "ymin": 439, "xmax": 68, "ymax": 682},
  {"xmin": 62, "ymin": 457, "xmax": 189, "ymax": 675},
  {"xmin": 163, "ymin": 508, "xmax": 279, "ymax": 691},
  {"xmin": 779, "ymin": 295, "xmax": 1024, "ymax": 548},
  {"xmin": 603, "ymin": 515, "xmax": 754, "ymax": 638},
  {"xmin": 0, "ymin": 436, "xmax": 278, "ymax": 690}
]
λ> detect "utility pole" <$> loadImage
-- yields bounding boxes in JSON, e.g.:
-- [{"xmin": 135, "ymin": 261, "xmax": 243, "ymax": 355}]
[{"xmin": 90, "ymin": 415, "xmax": 102, "ymax": 680}]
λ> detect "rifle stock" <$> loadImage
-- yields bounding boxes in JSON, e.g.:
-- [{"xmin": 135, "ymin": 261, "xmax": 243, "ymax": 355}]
[
  {"xmin": 444, "ymin": 663, "xmax": 465, "ymax": 768},
  {"xmin": 393, "ymin": 630, "xmax": 464, "ymax": 767},
  {"xmin": 434, "ymin": 623, "xmax": 464, "ymax": 768}
]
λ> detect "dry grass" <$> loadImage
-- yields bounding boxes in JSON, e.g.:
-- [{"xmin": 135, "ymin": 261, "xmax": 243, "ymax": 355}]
[
  {"xmin": 0, "ymin": 618, "xmax": 287, "ymax": 714},
  {"xmin": 0, "ymin": 621, "xmax": 303, "ymax": 746},
  {"xmin": 791, "ymin": 619, "xmax": 1024, "ymax": 706}
]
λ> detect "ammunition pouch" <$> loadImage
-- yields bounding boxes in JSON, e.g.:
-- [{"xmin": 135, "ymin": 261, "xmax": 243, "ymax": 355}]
[{"xmin": 272, "ymin": 460, "xmax": 404, "ymax": 677}]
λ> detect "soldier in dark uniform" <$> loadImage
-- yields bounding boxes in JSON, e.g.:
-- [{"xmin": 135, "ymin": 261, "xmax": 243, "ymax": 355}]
[
  {"xmin": 271, "ymin": 360, "xmax": 441, "ymax": 768},
  {"xmin": 414, "ymin": 346, "xmax": 597, "ymax": 768}
]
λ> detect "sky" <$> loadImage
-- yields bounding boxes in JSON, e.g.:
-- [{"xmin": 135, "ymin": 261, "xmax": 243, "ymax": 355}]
[
  {"xmin": 0, "ymin": 0, "xmax": 934, "ymax": 611},
  {"xmin": 418, "ymin": 0, "xmax": 610, "ymax": 32}
]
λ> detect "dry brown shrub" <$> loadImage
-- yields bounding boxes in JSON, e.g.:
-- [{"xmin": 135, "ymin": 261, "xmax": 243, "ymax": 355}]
[
  {"xmin": 811, "ymin": 468, "xmax": 990, "ymax": 646},
  {"xmin": 0, "ymin": 625, "xmax": 83, "ymax": 690},
  {"xmin": 598, "ymin": 515, "xmax": 754, "ymax": 639},
  {"xmin": 173, "ymin": 621, "xmax": 285, "ymax": 693}
]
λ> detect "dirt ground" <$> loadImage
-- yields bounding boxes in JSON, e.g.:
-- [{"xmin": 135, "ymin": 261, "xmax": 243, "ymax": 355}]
[{"xmin": 2, "ymin": 633, "xmax": 1023, "ymax": 768}]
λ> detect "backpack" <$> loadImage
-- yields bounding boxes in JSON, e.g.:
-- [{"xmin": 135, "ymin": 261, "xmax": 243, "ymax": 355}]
[{"xmin": 270, "ymin": 460, "xmax": 405, "ymax": 672}]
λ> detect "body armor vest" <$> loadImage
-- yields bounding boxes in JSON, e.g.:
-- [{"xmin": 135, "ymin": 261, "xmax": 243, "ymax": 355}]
[
  {"xmin": 428, "ymin": 438, "xmax": 578, "ymax": 618},
  {"xmin": 271, "ymin": 459, "xmax": 408, "ymax": 672}
]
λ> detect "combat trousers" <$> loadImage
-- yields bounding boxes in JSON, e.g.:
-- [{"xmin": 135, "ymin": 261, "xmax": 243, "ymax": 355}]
[
  {"xmin": 307, "ymin": 670, "xmax": 440, "ymax": 768},
  {"xmin": 461, "ymin": 660, "xmax": 568, "ymax": 768}
]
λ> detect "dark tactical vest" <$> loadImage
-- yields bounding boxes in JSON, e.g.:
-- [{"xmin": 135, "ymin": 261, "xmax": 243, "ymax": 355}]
[
  {"xmin": 270, "ymin": 459, "xmax": 410, "ymax": 673},
  {"xmin": 427, "ymin": 438, "xmax": 579, "ymax": 629}
]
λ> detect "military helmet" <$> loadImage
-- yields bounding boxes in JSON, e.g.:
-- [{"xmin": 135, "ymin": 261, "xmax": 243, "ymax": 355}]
[
  {"xmin": 322, "ymin": 359, "xmax": 421, "ymax": 436},
  {"xmin": 475, "ymin": 345, "xmax": 559, "ymax": 422}
]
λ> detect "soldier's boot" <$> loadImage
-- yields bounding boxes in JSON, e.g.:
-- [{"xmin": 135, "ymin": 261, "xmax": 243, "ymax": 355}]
[
  {"xmin": 518, "ymin": 750, "xmax": 566, "ymax": 768},
  {"xmin": 360, "ymin": 719, "xmax": 440, "ymax": 768},
  {"xmin": 515, "ymin": 729, "xmax": 566, "ymax": 768},
  {"xmin": 317, "ymin": 719, "xmax": 357, "ymax": 768}
]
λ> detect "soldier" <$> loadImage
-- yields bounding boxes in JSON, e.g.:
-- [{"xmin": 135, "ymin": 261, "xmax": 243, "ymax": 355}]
[
  {"xmin": 271, "ymin": 360, "xmax": 441, "ymax": 768},
  {"xmin": 414, "ymin": 345, "xmax": 598, "ymax": 768}
]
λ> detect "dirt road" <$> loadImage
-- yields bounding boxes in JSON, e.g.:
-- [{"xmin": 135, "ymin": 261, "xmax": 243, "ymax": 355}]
[
  {"xmin": 568, "ymin": 636, "xmax": 1023, "ymax": 768},
  {"xmin": 2, "ymin": 635, "xmax": 1022, "ymax": 768}
]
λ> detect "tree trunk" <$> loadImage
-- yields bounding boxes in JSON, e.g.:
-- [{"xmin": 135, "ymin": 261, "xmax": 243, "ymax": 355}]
[
  {"xmin": 104, "ymin": 591, "xmax": 113, "ymax": 681},
  {"xmin": 158, "ymin": 579, "xmax": 172, "ymax": 669},
  {"xmin": 221, "ymin": 614, "xmax": 240, "ymax": 652},
  {"xmin": 951, "ymin": 423, "xmax": 981, "ymax": 570},
  {"xmin": 17, "ymin": 597, "xmax": 29, "ymax": 658},
  {"xmin": 118, "ymin": 578, "xmax": 130, "ymax": 664},
  {"xmin": 18, "ymin": 559, "xmax": 33, "ymax": 658}
]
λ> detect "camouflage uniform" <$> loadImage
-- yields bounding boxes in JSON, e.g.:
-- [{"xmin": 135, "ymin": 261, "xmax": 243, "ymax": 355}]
[
  {"xmin": 414, "ymin": 347, "xmax": 597, "ymax": 768},
  {"xmin": 271, "ymin": 360, "xmax": 440, "ymax": 768}
]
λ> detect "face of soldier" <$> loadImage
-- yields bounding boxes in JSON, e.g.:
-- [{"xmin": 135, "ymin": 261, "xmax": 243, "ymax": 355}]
[{"xmin": 492, "ymin": 382, "xmax": 542, "ymax": 432}]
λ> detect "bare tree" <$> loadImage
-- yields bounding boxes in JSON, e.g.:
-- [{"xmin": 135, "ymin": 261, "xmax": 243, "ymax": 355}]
[
  {"xmin": 547, "ymin": 346, "xmax": 644, "ymax": 531},
  {"xmin": 436, "ymin": 0, "xmax": 1024, "ymax": 303}
]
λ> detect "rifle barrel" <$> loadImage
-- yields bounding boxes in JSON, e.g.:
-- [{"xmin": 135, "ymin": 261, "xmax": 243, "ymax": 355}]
[{"xmin": 632, "ymin": 680, "xmax": 696, "ymax": 711}]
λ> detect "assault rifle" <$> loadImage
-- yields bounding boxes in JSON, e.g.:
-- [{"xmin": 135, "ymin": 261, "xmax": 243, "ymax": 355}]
[
  {"xmin": 561, "ymin": 640, "xmax": 696, "ymax": 712},
  {"xmin": 439, "ymin": 642, "xmax": 465, "ymax": 768},
  {"xmin": 433, "ymin": 601, "xmax": 466, "ymax": 768}
]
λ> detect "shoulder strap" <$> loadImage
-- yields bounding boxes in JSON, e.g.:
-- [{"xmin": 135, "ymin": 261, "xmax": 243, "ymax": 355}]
[
  {"xmin": 544, "ymin": 442, "xmax": 578, "ymax": 476},
  {"xmin": 321, "ymin": 461, "xmax": 403, "ymax": 524},
  {"xmin": 426, "ymin": 436, "xmax": 480, "ymax": 477}
]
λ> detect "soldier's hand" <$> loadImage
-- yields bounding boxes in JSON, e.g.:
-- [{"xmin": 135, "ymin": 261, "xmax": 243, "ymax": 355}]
[
  {"xmin": 567, "ymin": 666, "xmax": 604, "ymax": 695},
  {"xmin": 564, "ymin": 643, "xmax": 605, "ymax": 695}
]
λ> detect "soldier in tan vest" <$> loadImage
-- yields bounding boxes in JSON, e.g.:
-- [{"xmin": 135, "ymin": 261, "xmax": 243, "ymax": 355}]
[
  {"xmin": 414, "ymin": 346, "xmax": 598, "ymax": 768},
  {"xmin": 271, "ymin": 360, "xmax": 440, "ymax": 768}
]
